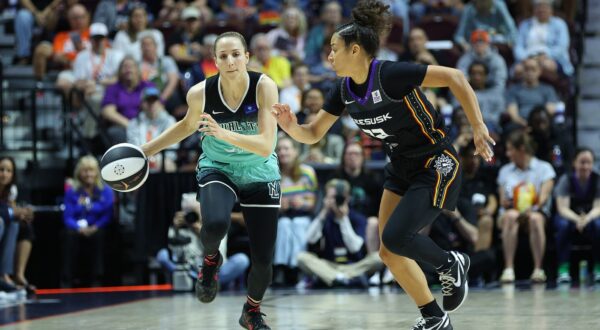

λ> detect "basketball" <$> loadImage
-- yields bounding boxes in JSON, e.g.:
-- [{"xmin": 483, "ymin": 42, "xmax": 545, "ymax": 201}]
[{"xmin": 100, "ymin": 143, "xmax": 149, "ymax": 192}]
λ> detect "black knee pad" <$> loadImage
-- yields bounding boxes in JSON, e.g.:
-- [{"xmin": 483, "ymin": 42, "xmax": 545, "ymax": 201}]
[{"xmin": 381, "ymin": 227, "xmax": 414, "ymax": 256}]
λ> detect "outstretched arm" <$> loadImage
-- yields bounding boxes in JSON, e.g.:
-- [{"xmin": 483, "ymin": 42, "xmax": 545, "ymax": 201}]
[
  {"xmin": 198, "ymin": 76, "xmax": 279, "ymax": 157},
  {"xmin": 271, "ymin": 104, "xmax": 338, "ymax": 145},
  {"xmin": 421, "ymin": 65, "xmax": 495, "ymax": 161},
  {"xmin": 141, "ymin": 82, "xmax": 205, "ymax": 157}
]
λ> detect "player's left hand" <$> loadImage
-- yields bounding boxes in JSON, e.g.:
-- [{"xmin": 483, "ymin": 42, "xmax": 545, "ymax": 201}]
[
  {"xmin": 198, "ymin": 114, "xmax": 227, "ymax": 140},
  {"xmin": 472, "ymin": 124, "xmax": 495, "ymax": 162}
]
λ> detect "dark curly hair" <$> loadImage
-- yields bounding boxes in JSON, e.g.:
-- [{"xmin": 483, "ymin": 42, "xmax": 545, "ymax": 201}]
[
  {"xmin": 334, "ymin": 0, "xmax": 391, "ymax": 57},
  {"xmin": 0, "ymin": 156, "xmax": 16, "ymax": 203}
]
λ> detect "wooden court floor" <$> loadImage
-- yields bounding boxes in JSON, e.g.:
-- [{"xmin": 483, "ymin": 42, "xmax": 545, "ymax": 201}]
[{"xmin": 1, "ymin": 285, "xmax": 599, "ymax": 329}]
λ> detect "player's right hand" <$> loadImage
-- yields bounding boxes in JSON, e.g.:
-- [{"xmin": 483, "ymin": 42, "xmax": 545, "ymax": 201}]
[{"xmin": 271, "ymin": 103, "xmax": 298, "ymax": 132}]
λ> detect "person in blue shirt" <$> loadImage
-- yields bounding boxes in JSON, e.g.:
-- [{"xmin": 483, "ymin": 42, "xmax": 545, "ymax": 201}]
[{"xmin": 61, "ymin": 155, "xmax": 114, "ymax": 287}]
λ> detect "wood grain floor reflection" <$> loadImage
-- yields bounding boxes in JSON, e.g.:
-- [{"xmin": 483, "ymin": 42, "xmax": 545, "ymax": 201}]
[{"xmin": 2, "ymin": 285, "xmax": 599, "ymax": 330}]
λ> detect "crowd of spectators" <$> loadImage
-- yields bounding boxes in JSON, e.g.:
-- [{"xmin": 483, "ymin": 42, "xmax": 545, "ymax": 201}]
[{"xmin": 2, "ymin": 0, "xmax": 595, "ymax": 293}]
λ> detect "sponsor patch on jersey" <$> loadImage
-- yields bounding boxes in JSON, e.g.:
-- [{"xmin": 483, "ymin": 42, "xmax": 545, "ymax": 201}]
[
  {"xmin": 244, "ymin": 104, "xmax": 258, "ymax": 115},
  {"xmin": 372, "ymin": 90, "xmax": 382, "ymax": 104}
]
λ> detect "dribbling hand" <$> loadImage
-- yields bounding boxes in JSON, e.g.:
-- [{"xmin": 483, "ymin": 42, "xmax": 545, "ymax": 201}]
[{"xmin": 271, "ymin": 103, "xmax": 298, "ymax": 132}]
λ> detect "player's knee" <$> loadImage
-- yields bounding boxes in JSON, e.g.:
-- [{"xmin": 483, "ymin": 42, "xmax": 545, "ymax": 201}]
[
  {"xmin": 202, "ymin": 218, "xmax": 229, "ymax": 237},
  {"xmin": 381, "ymin": 227, "xmax": 412, "ymax": 256}
]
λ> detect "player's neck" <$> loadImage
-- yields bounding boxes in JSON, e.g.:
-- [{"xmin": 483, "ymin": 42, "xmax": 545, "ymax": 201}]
[
  {"xmin": 349, "ymin": 57, "xmax": 374, "ymax": 85},
  {"xmin": 220, "ymin": 71, "xmax": 249, "ymax": 100}
]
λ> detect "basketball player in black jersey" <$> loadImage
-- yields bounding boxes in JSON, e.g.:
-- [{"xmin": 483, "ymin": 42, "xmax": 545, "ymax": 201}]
[{"xmin": 272, "ymin": 1, "xmax": 495, "ymax": 329}]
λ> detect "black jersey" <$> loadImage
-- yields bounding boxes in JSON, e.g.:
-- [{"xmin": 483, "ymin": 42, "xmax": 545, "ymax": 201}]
[{"xmin": 324, "ymin": 60, "xmax": 449, "ymax": 159}]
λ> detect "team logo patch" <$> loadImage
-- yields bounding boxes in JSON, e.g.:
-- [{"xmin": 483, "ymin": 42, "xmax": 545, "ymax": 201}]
[
  {"xmin": 244, "ymin": 104, "xmax": 258, "ymax": 115},
  {"xmin": 372, "ymin": 90, "xmax": 382, "ymax": 104},
  {"xmin": 434, "ymin": 154, "xmax": 455, "ymax": 176},
  {"xmin": 267, "ymin": 181, "xmax": 280, "ymax": 199}
]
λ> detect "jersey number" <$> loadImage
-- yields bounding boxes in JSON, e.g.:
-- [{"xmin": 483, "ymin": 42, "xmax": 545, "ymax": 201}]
[{"xmin": 363, "ymin": 128, "xmax": 392, "ymax": 139}]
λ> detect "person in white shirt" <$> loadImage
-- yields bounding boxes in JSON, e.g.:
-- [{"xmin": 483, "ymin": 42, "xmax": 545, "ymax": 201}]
[
  {"xmin": 497, "ymin": 130, "xmax": 555, "ymax": 283},
  {"xmin": 56, "ymin": 22, "xmax": 124, "ymax": 137},
  {"xmin": 279, "ymin": 63, "xmax": 311, "ymax": 114},
  {"xmin": 112, "ymin": 6, "xmax": 165, "ymax": 61}
]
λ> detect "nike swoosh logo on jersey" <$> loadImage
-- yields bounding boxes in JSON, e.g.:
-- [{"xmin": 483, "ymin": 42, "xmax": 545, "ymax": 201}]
[
  {"xmin": 344, "ymin": 100, "xmax": 355, "ymax": 105},
  {"xmin": 213, "ymin": 111, "xmax": 224, "ymax": 115}
]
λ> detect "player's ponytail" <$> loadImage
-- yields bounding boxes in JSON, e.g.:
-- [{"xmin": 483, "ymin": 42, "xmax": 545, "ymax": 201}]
[{"xmin": 335, "ymin": 0, "xmax": 391, "ymax": 57}]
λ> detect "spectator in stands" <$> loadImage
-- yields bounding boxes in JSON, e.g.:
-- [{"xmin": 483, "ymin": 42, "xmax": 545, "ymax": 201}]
[
  {"xmin": 410, "ymin": 0, "xmax": 464, "ymax": 22},
  {"xmin": 458, "ymin": 142, "xmax": 497, "ymax": 254},
  {"xmin": 505, "ymin": 58, "xmax": 559, "ymax": 129},
  {"xmin": 0, "ymin": 157, "xmax": 34, "ymax": 294},
  {"xmin": 514, "ymin": 0, "xmax": 573, "ymax": 77},
  {"xmin": 14, "ymin": 0, "xmax": 66, "ymax": 64},
  {"xmin": 127, "ymin": 87, "xmax": 178, "ymax": 172},
  {"xmin": 296, "ymin": 88, "xmax": 324, "ymax": 125},
  {"xmin": 139, "ymin": 33, "xmax": 180, "ymax": 109},
  {"xmin": 61, "ymin": 155, "xmax": 114, "ymax": 287},
  {"xmin": 304, "ymin": 36, "xmax": 337, "ymax": 93},
  {"xmin": 56, "ymin": 22, "xmax": 123, "ymax": 118},
  {"xmin": 399, "ymin": 27, "xmax": 438, "ymax": 65},
  {"xmin": 155, "ymin": 0, "xmax": 213, "ymax": 30},
  {"xmin": 304, "ymin": 1, "xmax": 342, "ymax": 62},
  {"xmin": 280, "ymin": 63, "xmax": 311, "ymax": 115},
  {"xmin": 265, "ymin": 6, "xmax": 307, "ymax": 62},
  {"xmin": 456, "ymin": 61, "xmax": 504, "ymax": 134},
  {"xmin": 167, "ymin": 6, "xmax": 205, "ymax": 72},
  {"xmin": 32, "ymin": 4, "xmax": 91, "ymax": 81},
  {"xmin": 497, "ymin": 131, "xmax": 555, "ymax": 283},
  {"xmin": 527, "ymin": 106, "xmax": 573, "ymax": 176},
  {"xmin": 297, "ymin": 179, "xmax": 382, "ymax": 288},
  {"xmin": 156, "ymin": 192, "xmax": 249, "ymax": 288},
  {"xmin": 456, "ymin": 29, "xmax": 508, "ymax": 91},
  {"xmin": 327, "ymin": 142, "xmax": 385, "ymax": 284},
  {"xmin": 248, "ymin": 33, "xmax": 292, "ymax": 89},
  {"xmin": 299, "ymin": 113, "xmax": 345, "ymax": 165},
  {"xmin": 113, "ymin": 6, "xmax": 165, "ymax": 61},
  {"xmin": 554, "ymin": 147, "xmax": 600, "ymax": 284},
  {"xmin": 93, "ymin": 0, "xmax": 145, "ymax": 35},
  {"xmin": 454, "ymin": 0, "xmax": 518, "ymax": 51},
  {"xmin": 183, "ymin": 33, "xmax": 218, "ymax": 87},
  {"xmin": 216, "ymin": 0, "xmax": 259, "ymax": 31},
  {"xmin": 273, "ymin": 137, "xmax": 318, "ymax": 286},
  {"xmin": 101, "ymin": 56, "xmax": 156, "ymax": 144}
]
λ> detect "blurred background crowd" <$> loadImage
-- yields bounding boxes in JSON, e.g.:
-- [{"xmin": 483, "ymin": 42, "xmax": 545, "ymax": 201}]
[{"xmin": 1, "ymin": 0, "xmax": 598, "ymax": 302}]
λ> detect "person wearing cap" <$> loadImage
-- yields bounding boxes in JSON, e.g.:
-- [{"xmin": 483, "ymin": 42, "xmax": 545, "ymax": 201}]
[
  {"xmin": 167, "ymin": 6, "xmax": 206, "ymax": 72},
  {"xmin": 456, "ymin": 29, "xmax": 508, "ymax": 91},
  {"xmin": 32, "ymin": 4, "xmax": 92, "ymax": 81},
  {"xmin": 93, "ymin": 0, "xmax": 147, "ymax": 35},
  {"xmin": 127, "ymin": 86, "xmax": 178, "ymax": 172},
  {"xmin": 514, "ymin": 0, "xmax": 573, "ymax": 76},
  {"xmin": 56, "ymin": 23, "xmax": 124, "ymax": 97},
  {"xmin": 113, "ymin": 6, "xmax": 165, "ymax": 61},
  {"xmin": 454, "ymin": 0, "xmax": 518, "ymax": 51}
]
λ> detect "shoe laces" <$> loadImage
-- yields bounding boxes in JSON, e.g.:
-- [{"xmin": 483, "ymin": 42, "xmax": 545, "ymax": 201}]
[
  {"xmin": 439, "ymin": 269, "xmax": 456, "ymax": 296},
  {"xmin": 411, "ymin": 317, "xmax": 426, "ymax": 330},
  {"xmin": 245, "ymin": 306, "xmax": 268, "ymax": 326}
]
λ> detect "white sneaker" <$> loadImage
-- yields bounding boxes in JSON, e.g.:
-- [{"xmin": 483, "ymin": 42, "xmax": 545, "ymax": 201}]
[
  {"xmin": 530, "ymin": 269, "xmax": 547, "ymax": 283},
  {"xmin": 382, "ymin": 268, "xmax": 395, "ymax": 284},
  {"xmin": 368, "ymin": 272, "xmax": 380, "ymax": 286},
  {"xmin": 500, "ymin": 268, "xmax": 515, "ymax": 283},
  {"xmin": 557, "ymin": 271, "xmax": 571, "ymax": 283}
]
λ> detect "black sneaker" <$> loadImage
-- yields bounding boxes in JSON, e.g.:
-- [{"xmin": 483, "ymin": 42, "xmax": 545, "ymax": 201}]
[
  {"xmin": 412, "ymin": 312, "xmax": 452, "ymax": 330},
  {"xmin": 239, "ymin": 303, "xmax": 271, "ymax": 330},
  {"xmin": 195, "ymin": 253, "xmax": 223, "ymax": 303},
  {"xmin": 438, "ymin": 251, "xmax": 470, "ymax": 313}
]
